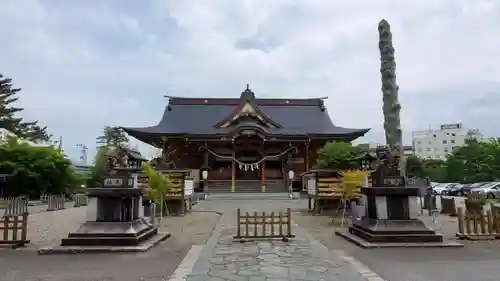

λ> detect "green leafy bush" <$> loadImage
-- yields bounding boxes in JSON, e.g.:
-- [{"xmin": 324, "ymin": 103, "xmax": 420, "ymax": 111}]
[
  {"xmin": 0, "ymin": 136, "xmax": 76, "ymax": 197},
  {"xmin": 141, "ymin": 162, "xmax": 172, "ymax": 214},
  {"xmin": 315, "ymin": 141, "xmax": 361, "ymax": 170}
]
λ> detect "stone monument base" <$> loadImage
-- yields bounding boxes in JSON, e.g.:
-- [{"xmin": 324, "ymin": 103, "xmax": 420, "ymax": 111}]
[
  {"xmin": 348, "ymin": 218, "xmax": 443, "ymax": 243},
  {"xmin": 336, "ymin": 185, "xmax": 463, "ymax": 248},
  {"xmin": 38, "ymin": 218, "xmax": 171, "ymax": 254},
  {"xmin": 61, "ymin": 217, "xmax": 157, "ymax": 246},
  {"xmin": 335, "ymin": 228, "xmax": 462, "ymax": 248}
]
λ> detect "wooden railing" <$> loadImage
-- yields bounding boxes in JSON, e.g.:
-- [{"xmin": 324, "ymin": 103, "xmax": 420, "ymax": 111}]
[
  {"xmin": 0, "ymin": 213, "xmax": 30, "ymax": 248},
  {"xmin": 456, "ymin": 207, "xmax": 500, "ymax": 240},
  {"xmin": 234, "ymin": 208, "xmax": 294, "ymax": 241},
  {"xmin": 2, "ymin": 197, "xmax": 28, "ymax": 216},
  {"xmin": 47, "ymin": 195, "xmax": 66, "ymax": 211},
  {"xmin": 73, "ymin": 194, "xmax": 88, "ymax": 207}
]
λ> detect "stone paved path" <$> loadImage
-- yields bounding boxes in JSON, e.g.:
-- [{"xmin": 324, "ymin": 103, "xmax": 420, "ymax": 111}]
[{"xmin": 185, "ymin": 206, "xmax": 367, "ymax": 281}]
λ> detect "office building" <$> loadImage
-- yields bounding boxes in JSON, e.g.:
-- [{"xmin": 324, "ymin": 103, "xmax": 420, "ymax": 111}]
[{"xmin": 412, "ymin": 123, "xmax": 484, "ymax": 160}]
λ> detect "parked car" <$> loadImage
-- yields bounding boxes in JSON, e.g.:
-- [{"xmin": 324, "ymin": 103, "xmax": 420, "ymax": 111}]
[
  {"xmin": 470, "ymin": 182, "xmax": 496, "ymax": 194},
  {"xmin": 441, "ymin": 183, "xmax": 462, "ymax": 196},
  {"xmin": 433, "ymin": 183, "xmax": 456, "ymax": 195},
  {"xmin": 462, "ymin": 182, "xmax": 489, "ymax": 196},
  {"xmin": 477, "ymin": 182, "xmax": 500, "ymax": 198},
  {"xmin": 440, "ymin": 183, "xmax": 460, "ymax": 195},
  {"xmin": 445, "ymin": 183, "xmax": 477, "ymax": 196},
  {"xmin": 486, "ymin": 183, "xmax": 500, "ymax": 199}
]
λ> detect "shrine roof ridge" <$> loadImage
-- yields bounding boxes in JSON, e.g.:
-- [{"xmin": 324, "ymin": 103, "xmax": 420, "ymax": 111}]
[{"xmin": 167, "ymin": 96, "xmax": 325, "ymax": 106}]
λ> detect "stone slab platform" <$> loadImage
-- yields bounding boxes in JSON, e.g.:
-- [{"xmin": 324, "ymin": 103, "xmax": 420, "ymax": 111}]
[
  {"xmin": 335, "ymin": 229, "xmax": 463, "ymax": 248},
  {"xmin": 37, "ymin": 232, "xmax": 170, "ymax": 255},
  {"xmin": 184, "ymin": 213, "xmax": 367, "ymax": 281}
]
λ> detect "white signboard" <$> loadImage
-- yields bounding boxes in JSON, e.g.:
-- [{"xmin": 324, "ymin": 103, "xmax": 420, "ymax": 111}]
[
  {"xmin": 103, "ymin": 177, "xmax": 133, "ymax": 187},
  {"xmin": 307, "ymin": 178, "xmax": 316, "ymax": 196},
  {"xmin": 184, "ymin": 180, "xmax": 194, "ymax": 196}
]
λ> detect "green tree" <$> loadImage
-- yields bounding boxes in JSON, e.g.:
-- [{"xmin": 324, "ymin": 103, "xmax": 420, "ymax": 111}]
[
  {"xmin": 87, "ymin": 146, "xmax": 109, "ymax": 188},
  {"xmin": 96, "ymin": 126, "xmax": 129, "ymax": 149},
  {"xmin": 315, "ymin": 141, "xmax": 361, "ymax": 169},
  {"xmin": 0, "ymin": 74, "xmax": 50, "ymax": 141},
  {"xmin": 403, "ymin": 156, "xmax": 448, "ymax": 181},
  {"xmin": 421, "ymin": 159, "xmax": 447, "ymax": 182},
  {"xmin": 405, "ymin": 155, "xmax": 424, "ymax": 178},
  {"xmin": 142, "ymin": 162, "xmax": 172, "ymax": 215},
  {"xmin": 0, "ymin": 136, "xmax": 76, "ymax": 197},
  {"xmin": 446, "ymin": 139, "xmax": 500, "ymax": 183}
]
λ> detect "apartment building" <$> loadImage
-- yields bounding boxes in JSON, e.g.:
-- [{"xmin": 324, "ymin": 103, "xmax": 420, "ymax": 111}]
[{"xmin": 412, "ymin": 123, "xmax": 484, "ymax": 160}]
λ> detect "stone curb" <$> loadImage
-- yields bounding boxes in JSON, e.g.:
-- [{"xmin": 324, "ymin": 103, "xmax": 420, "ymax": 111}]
[{"xmin": 188, "ymin": 213, "xmax": 229, "ymax": 277}]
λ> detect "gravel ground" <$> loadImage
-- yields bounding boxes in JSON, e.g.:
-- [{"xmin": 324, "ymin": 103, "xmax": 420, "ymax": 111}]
[
  {"xmin": 293, "ymin": 210, "xmax": 500, "ymax": 281},
  {"xmin": 25, "ymin": 206, "xmax": 88, "ymax": 249},
  {"xmin": 0, "ymin": 209, "xmax": 221, "ymax": 281}
]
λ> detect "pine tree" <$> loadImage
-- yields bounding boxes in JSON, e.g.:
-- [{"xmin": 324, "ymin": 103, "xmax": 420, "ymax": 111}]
[
  {"xmin": 0, "ymin": 74, "xmax": 51, "ymax": 141},
  {"xmin": 96, "ymin": 126, "xmax": 130, "ymax": 149}
]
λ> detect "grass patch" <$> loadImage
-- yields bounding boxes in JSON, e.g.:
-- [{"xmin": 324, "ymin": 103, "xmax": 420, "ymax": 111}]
[{"xmin": 486, "ymin": 199, "xmax": 500, "ymax": 204}]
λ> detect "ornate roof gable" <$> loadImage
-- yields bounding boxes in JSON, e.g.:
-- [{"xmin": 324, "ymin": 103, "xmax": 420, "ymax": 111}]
[{"xmin": 213, "ymin": 85, "xmax": 282, "ymax": 129}]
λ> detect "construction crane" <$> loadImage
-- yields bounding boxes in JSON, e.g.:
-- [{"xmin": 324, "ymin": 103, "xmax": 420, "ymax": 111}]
[{"xmin": 76, "ymin": 144, "xmax": 88, "ymax": 164}]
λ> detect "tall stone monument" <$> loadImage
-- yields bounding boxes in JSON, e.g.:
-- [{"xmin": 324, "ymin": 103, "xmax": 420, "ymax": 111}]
[
  {"xmin": 336, "ymin": 19, "xmax": 461, "ymax": 248},
  {"xmin": 379, "ymin": 19, "xmax": 405, "ymax": 176}
]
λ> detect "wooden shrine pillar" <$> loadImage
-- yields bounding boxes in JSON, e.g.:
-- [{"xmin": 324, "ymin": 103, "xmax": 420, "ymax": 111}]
[
  {"xmin": 305, "ymin": 142, "xmax": 310, "ymax": 172},
  {"xmin": 231, "ymin": 151, "xmax": 236, "ymax": 192},
  {"xmin": 260, "ymin": 160, "xmax": 266, "ymax": 192}
]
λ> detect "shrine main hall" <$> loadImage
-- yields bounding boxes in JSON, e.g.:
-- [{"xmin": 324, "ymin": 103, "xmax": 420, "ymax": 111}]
[{"xmin": 122, "ymin": 86, "xmax": 369, "ymax": 193}]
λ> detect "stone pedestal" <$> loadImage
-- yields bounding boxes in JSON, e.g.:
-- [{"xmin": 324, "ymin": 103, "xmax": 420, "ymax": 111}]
[
  {"xmin": 61, "ymin": 188, "xmax": 158, "ymax": 247},
  {"xmin": 348, "ymin": 186, "xmax": 443, "ymax": 243}
]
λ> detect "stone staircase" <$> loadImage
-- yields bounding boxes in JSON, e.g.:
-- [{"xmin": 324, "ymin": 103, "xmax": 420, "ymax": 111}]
[
  {"xmin": 205, "ymin": 180, "xmax": 291, "ymax": 200},
  {"xmin": 205, "ymin": 192, "xmax": 292, "ymax": 200},
  {"xmin": 207, "ymin": 181, "xmax": 287, "ymax": 193}
]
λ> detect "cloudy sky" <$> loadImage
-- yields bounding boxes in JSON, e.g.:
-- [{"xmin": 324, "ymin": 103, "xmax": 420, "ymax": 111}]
[{"xmin": 1, "ymin": 0, "xmax": 499, "ymax": 162}]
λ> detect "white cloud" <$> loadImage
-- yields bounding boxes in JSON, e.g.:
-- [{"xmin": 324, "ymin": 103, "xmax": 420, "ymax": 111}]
[{"xmin": 1, "ymin": 0, "xmax": 500, "ymax": 160}]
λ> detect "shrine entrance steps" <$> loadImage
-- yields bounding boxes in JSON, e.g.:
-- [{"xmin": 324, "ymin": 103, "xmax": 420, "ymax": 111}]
[
  {"xmin": 205, "ymin": 192, "xmax": 292, "ymax": 201},
  {"xmin": 207, "ymin": 180, "xmax": 287, "ymax": 193}
]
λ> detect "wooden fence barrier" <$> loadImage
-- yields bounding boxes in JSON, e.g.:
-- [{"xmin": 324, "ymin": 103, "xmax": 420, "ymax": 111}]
[
  {"xmin": 1, "ymin": 197, "xmax": 30, "ymax": 248},
  {"xmin": 234, "ymin": 208, "xmax": 295, "ymax": 241},
  {"xmin": 148, "ymin": 203, "xmax": 157, "ymax": 226},
  {"xmin": 2, "ymin": 197, "xmax": 28, "ymax": 216},
  {"xmin": 40, "ymin": 194, "xmax": 49, "ymax": 203},
  {"xmin": 456, "ymin": 207, "xmax": 500, "ymax": 240},
  {"xmin": 47, "ymin": 195, "xmax": 65, "ymax": 211},
  {"xmin": 423, "ymin": 196, "xmax": 436, "ymax": 210},
  {"xmin": 73, "ymin": 194, "xmax": 88, "ymax": 207},
  {"xmin": 441, "ymin": 197, "xmax": 457, "ymax": 216},
  {"xmin": 0, "ymin": 212, "xmax": 30, "ymax": 248}
]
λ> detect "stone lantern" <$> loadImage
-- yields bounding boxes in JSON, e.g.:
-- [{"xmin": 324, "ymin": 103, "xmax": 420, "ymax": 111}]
[{"xmin": 39, "ymin": 147, "xmax": 170, "ymax": 254}]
